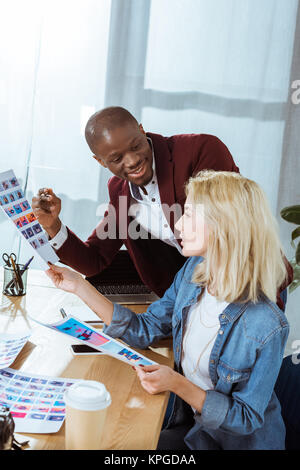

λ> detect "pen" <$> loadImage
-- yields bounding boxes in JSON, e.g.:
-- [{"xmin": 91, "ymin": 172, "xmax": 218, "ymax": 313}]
[{"xmin": 60, "ymin": 308, "xmax": 67, "ymax": 319}]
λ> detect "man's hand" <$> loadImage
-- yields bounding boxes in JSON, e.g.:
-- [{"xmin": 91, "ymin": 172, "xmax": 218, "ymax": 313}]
[
  {"xmin": 134, "ymin": 364, "xmax": 180, "ymax": 395},
  {"xmin": 32, "ymin": 188, "xmax": 62, "ymax": 238}
]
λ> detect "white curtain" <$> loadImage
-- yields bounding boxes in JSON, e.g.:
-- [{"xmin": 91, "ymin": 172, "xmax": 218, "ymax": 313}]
[
  {"xmin": 0, "ymin": 0, "xmax": 112, "ymax": 264},
  {"xmin": 0, "ymin": 0, "xmax": 299, "ymax": 348}
]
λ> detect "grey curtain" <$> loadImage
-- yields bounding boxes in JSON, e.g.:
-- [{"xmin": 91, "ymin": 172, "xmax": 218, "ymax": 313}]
[{"xmin": 277, "ymin": 1, "xmax": 300, "ymax": 356}]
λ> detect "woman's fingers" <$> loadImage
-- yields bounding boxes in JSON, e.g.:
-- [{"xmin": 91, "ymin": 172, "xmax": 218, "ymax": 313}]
[{"xmin": 45, "ymin": 267, "xmax": 62, "ymax": 286}]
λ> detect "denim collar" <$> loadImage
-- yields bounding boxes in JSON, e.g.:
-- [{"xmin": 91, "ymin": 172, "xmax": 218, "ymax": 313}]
[{"xmin": 185, "ymin": 277, "xmax": 251, "ymax": 325}]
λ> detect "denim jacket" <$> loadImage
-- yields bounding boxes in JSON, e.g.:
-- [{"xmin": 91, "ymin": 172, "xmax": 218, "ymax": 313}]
[{"xmin": 103, "ymin": 256, "xmax": 289, "ymax": 450}]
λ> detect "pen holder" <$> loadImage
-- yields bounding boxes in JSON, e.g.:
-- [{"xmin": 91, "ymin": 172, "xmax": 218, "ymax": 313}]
[{"xmin": 2, "ymin": 264, "xmax": 28, "ymax": 297}]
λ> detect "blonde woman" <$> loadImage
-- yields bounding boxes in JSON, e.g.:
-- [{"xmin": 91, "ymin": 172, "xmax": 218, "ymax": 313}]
[{"xmin": 46, "ymin": 170, "xmax": 290, "ymax": 450}]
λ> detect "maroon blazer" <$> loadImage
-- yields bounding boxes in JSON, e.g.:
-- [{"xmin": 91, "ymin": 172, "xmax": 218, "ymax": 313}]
[{"xmin": 56, "ymin": 132, "xmax": 292, "ymax": 308}]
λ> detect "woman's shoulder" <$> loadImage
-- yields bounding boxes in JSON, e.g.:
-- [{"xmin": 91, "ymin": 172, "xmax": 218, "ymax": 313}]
[{"xmin": 240, "ymin": 296, "xmax": 289, "ymax": 346}]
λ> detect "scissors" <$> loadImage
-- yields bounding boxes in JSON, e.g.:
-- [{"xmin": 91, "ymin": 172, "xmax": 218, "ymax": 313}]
[{"xmin": 2, "ymin": 252, "xmax": 17, "ymax": 267}]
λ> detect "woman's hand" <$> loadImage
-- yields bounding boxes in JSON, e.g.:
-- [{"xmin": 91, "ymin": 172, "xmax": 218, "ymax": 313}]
[
  {"xmin": 46, "ymin": 264, "xmax": 84, "ymax": 294},
  {"xmin": 134, "ymin": 364, "xmax": 180, "ymax": 394}
]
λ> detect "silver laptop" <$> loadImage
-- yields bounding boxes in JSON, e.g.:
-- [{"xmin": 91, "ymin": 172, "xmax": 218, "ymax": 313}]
[{"xmin": 85, "ymin": 250, "xmax": 159, "ymax": 305}]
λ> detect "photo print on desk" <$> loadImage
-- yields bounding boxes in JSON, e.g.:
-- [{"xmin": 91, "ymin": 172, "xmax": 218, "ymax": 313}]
[
  {"xmin": 0, "ymin": 368, "xmax": 80, "ymax": 433},
  {"xmin": 30, "ymin": 314, "xmax": 155, "ymax": 368},
  {"xmin": 0, "ymin": 331, "xmax": 32, "ymax": 370},
  {"xmin": 0, "ymin": 169, "xmax": 59, "ymax": 269}
]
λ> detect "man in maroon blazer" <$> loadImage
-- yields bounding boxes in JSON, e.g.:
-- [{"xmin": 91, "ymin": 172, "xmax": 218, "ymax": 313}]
[{"xmin": 32, "ymin": 106, "xmax": 291, "ymax": 308}]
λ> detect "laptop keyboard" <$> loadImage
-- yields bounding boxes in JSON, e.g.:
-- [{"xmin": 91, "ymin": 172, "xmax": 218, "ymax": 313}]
[{"xmin": 95, "ymin": 284, "xmax": 152, "ymax": 295}]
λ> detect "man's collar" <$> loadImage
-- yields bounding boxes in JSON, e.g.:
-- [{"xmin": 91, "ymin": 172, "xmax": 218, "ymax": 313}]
[{"xmin": 129, "ymin": 137, "xmax": 155, "ymax": 201}]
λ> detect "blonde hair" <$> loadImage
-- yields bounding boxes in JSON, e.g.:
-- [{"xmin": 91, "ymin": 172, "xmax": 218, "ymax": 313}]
[{"xmin": 186, "ymin": 170, "xmax": 287, "ymax": 304}]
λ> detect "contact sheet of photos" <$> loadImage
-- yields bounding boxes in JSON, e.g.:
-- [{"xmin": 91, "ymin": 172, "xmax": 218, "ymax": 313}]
[
  {"xmin": 0, "ymin": 331, "xmax": 32, "ymax": 370},
  {"xmin": 33, "ymin": 314, "xmax": 156, "ymax": 368},
  {"xmin": 0, "ymin": 169, "xmax": 59, "ymax": 268},
  {"xmin": 0, "ymin": 368, "xmax": 80, "ymax": 433}
]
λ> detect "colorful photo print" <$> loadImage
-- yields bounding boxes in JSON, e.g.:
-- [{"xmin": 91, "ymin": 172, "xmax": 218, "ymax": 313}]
[
  {"xmin": 0, "ymin": 392, "xmax": 18, "ymax": 402},
  {"xmin": 31, "ymin": 378, "xmax": 47, "ymax": 384},
  {"xmin": 12, "ymin": 404, "xmax": 32, "ymax": 412},
  {"xmin": 2, "ymin": 180, "xmax": 10, "ymax": 190},
  {"xmin": 14, "ymin": 218, "xmax": 23, "ymax": 229},
  {"xmin": 31, "ymin": 405, "xmax": 50, "ymax": 413},
  {"xmin": 39, "ymin": 392, "xmax": 56, "ymax": 399},
  {"xmin": 52, "ymin": 318, "xmax": 110, "ymax": 347},
  {"xmin": 50, "ymin": 407, "xmax": 65, "ymax": 414},
  {"xmin": 22, "ymin": 390, "xmax": 40, "ymax": 398},
  {"xmin": 47, "ymin": 415, "xmax": 64, "ymax": 422},
  {"xmin": 48, "ymin": 380, "xmax": 64, "ymax": 387},
  {"xmin": 32, "ymin": 223, "xmax": 42, "ymax": 235},
  {"xmin": 13, "ymin": 204, "xmax": 22, "ymax": 214},
  {"xmin": 0, "ymin": 370, "xmax": 14, "ymax": 379},
  {"xmin": 20, "ymin": 215, "xmax": 29, "ymax": 225},
  {"xmin": 117, "ymin": 348, "xmax": 152, "ymax": 366},
  {"xmin": 8, "ymin": 193, "xmax": 15, "ymax": 203},
  {"xmin": 9, "ymin": 177, "xmax": 18, "ymax": 187},
  {"xmin": 5, "ymin": 387, "xmax": 22, "ymax": 395},
  {"xmin": 17, "ymin": 397, "xmax": 34, "ymax": 404},
  {"xmin": 44, "ymin": 386, "xmax": 57, "ymax": 392},
  {"xmin": 26, "ymin": 383, "xmax": 44, "ymax": 391},
  {"xmin": 11, "ymin": 412, "xmax": 26, "ymax": 419},
  {"xmin": 0, "ymin": 195, "xmax": 9, "ymax": 205},
  {"xmin": 0, "ymin": 401, "xmax": 10, "ymax": 409},
  {"xmin": 30, "ymin": 239, "xmax": 39, "ymax": 249},
  {"xmin": 21, "ymin": 230, "xmax": 28, "ymax": 239},
  {"xmin": 0, "ymin": 377, "xmax": 9, "ymax": 387},
  {"xmin": 38, "ymin": 400, "xmax": 52, "ymax": 405},
  {"xmin": 38, "ymin": 236, "xmax": 47, "ymax": 246},
  {"xmin": 4, "ymin": 207, "xmax": 15, "ymax": 218},
  {"xmin": 28, "ymin": 413, "xmax": 46, "ymax": 420},
  {"xmin": 15, "ymin": 374, "xmax": 31, "ymax": 382},
  {"xmin": 26, "ymin": 227, "xmax": 34, "ymax": 238},
  {"xmin": 26, "ymin": 212, "xmax": 36, "ymax": 223},
  {"xmin": 20, "ymin": 201, "xmax": 30, "ymax": 211},
  {"xmin": 12, "ymin": 381, "xmax": 27, "ymax": 388},
  {"xmin": 53, "ymin": 400, "xmax": 65, "ymax": 407},
  {"xmin": 14, "ymin": 190, "xmax": 23, "ymax": 200}
]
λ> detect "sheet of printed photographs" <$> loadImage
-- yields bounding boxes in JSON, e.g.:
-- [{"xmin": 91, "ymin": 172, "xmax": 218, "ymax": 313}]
[
  {"xmin": 0, "ymin": 368, "xmax": 77, "ymax": 423},
  {"xmin": 51, "ymin": 317, "xmax": 154, "ymax": 367},
  {"xmin": 0, "ymin": 334, "xmax": 31, "ymax": 369},
  {"xmin": 0, "ymin": 175, "xmax": 48, "ymax": 251}
]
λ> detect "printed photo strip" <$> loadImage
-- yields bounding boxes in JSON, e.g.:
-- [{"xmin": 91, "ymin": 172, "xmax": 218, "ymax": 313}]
[
  {"xmin": 0, "ymin": 169, "xmax": 59, "ymax": 268},
  {"xmin": 32, "ymin": 315, "xmax": 155, "ymax": 368}
]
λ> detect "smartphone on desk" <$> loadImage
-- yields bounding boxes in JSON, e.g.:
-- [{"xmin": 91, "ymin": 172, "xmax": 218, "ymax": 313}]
[{"xmin": 70, "ymin": 344, "xmax": 104, "ymax": 356}]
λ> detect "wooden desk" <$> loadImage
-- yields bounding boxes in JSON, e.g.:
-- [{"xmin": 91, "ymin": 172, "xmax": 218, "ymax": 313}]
[{"xmin": 0, "ymin": 269, "xmax": 173, "ymax": 450}]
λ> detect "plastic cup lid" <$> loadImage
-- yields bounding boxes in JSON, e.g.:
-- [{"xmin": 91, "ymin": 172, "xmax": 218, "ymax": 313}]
[{"xmin": 64, "ymin": 380, "xmax": 111, "ymax": 411}]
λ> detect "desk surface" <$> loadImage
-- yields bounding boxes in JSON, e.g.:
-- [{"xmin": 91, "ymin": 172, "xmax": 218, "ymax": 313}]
[{"xmin": 0, "ymin": 268, "xmax": 173, "ymax": 450}]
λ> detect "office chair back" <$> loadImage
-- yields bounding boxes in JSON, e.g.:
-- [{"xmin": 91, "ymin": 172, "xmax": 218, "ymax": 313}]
[{"xmin": 275, "ymin": 354, "xmax": 300, "ymax": 450}]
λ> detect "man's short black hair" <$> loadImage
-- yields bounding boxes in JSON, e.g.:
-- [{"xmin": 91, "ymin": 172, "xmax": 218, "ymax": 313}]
[{"xmin": 85, "ymin": 106, "xmax": 138, "ymax": 153}]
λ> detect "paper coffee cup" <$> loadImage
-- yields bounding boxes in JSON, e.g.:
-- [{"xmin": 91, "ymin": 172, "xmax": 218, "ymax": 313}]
[{"xmin": 64, "ymin": 380, "xmax": 111, "ymax": 450}]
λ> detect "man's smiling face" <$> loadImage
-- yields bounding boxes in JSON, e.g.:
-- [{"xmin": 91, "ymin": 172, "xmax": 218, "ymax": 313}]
[{"xmin": 93, "ymin": 123, "xmax": 153, "ymax": 187}]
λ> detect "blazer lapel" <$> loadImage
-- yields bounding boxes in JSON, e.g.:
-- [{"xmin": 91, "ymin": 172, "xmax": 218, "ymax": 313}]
[{"xmin": 147, "ymin": 133, "xmax": 179, "ymax": 233}]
